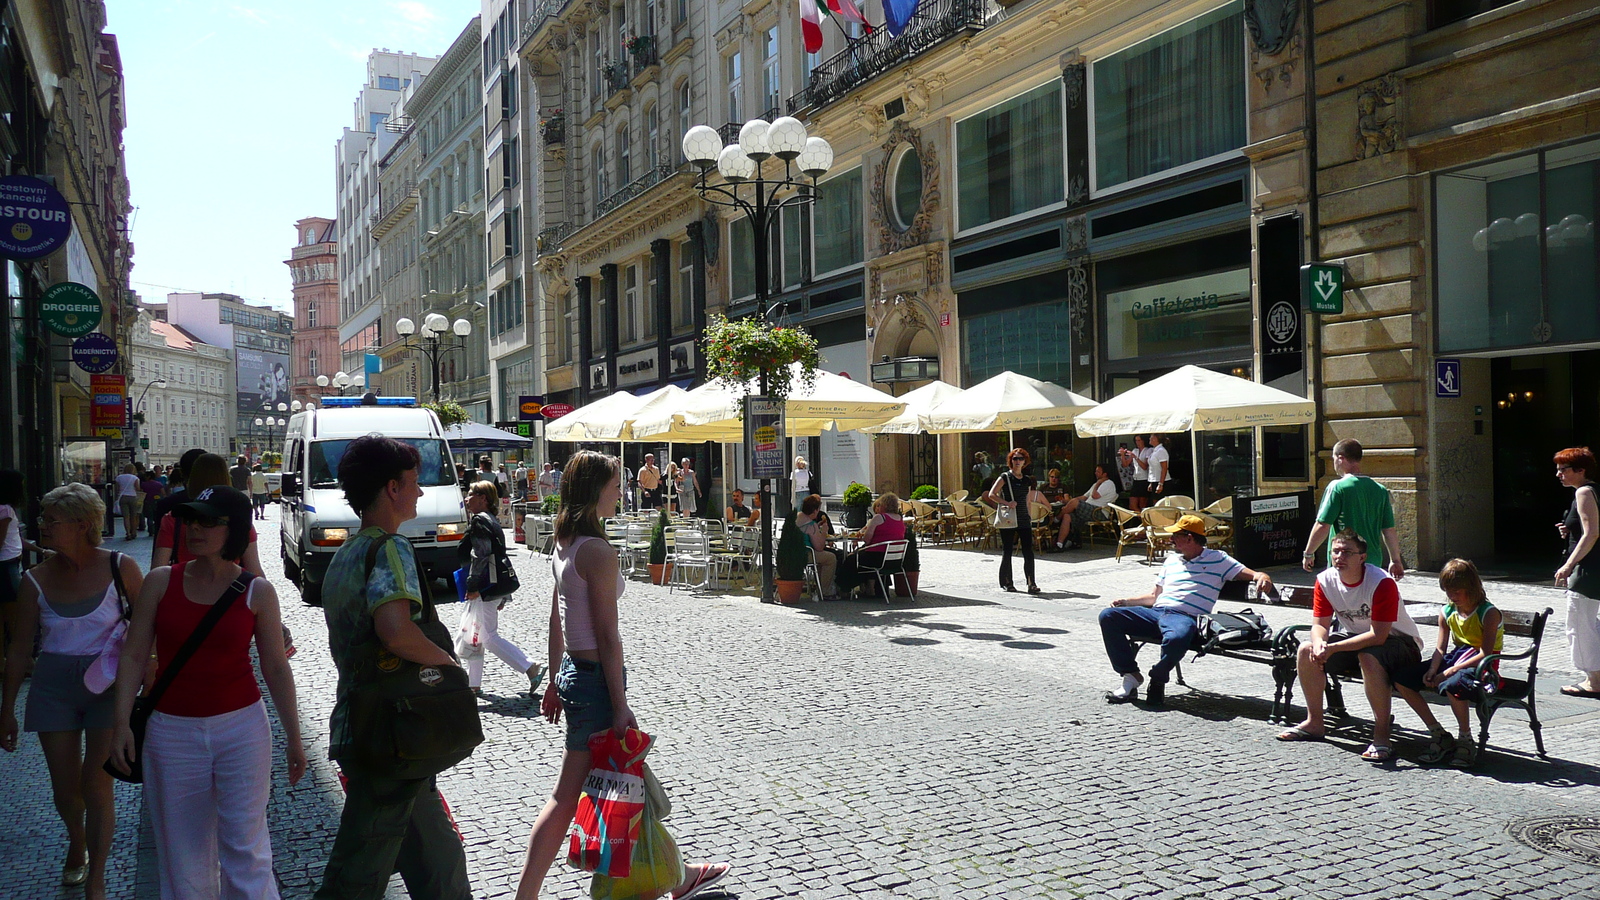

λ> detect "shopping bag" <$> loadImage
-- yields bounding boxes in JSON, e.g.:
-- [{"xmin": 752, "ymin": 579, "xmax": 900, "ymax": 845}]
[
  {"xmin": 589, "ymin": 767, "xmax": 684, "ymax": 900},
  {"xmin": 568, "ymin": 728, "xmax": 652, "ymax": 877},
  {"xmin": 454, "ymin": 598, "xmax": 484, "ymax": 659},
  {"xmin": 453, "ymin": 567, "xmax": 469, "ymax": 603}
]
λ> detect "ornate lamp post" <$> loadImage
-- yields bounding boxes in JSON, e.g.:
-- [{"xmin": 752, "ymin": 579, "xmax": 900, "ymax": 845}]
[
  {"xmin": 133, "ymin": 379, "xmax": 167, "ymax": 464},
  {"xmin": 394, "ymin": 313, "xmax": 472, "ymax": 403},
  {"xmin": 681, "ymin": 116, "xmax": 833, "ymax": 603}
]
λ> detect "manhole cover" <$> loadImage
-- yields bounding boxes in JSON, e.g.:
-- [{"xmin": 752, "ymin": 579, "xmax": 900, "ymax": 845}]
[{"xmin": 1508, "ymin": 816, "xmax": 1600, "ymax": 868}]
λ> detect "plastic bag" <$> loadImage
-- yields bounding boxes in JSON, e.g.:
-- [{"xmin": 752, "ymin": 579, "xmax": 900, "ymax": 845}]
[
  {"xmin": 454, "ymin": 597, "xmax": 483, "ymax": 659},
  {"xmin": 568, "ymin": 728, "xmax": 652, "ymax": 877},
  {"xmin": 590, "ymin": 770, "xmax": 684, "ymax": 900}
]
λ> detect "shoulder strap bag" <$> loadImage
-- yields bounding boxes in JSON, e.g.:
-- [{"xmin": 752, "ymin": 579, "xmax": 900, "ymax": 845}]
[
  {"xmin": 105, "ymin": 569, "xmax": 255, "ymax": 784},
  {"xmin": 992, "ymin": 476, "xmax": 1019, "ymax": 530},
  {"xmin": 477, "ymin": 513, "xmax": 521, "ymax": 600},
  {"xmin": 341, "ymin": 534, "xmax": 482, "ymax": 780}
]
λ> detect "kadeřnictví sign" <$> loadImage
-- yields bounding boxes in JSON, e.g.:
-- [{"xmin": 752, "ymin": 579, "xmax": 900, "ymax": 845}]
[
  {"xmin": 41, "ymin": 282, "xmax": 103, "ymax": 337},
  {"xmin": 0, "ymin": 175, "xmax": 72, "ymax": 260}
]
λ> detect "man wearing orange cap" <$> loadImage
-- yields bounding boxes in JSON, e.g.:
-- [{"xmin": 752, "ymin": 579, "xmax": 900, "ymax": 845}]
[{"xmin": 1100, "ymin": 514, "xmax": 1274, "ymax": 706}]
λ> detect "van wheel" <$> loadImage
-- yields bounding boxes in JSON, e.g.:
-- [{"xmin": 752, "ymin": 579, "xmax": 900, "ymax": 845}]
[{"xmin": 283, "ymin": 552, "xmax": 301, "ymax": 584}]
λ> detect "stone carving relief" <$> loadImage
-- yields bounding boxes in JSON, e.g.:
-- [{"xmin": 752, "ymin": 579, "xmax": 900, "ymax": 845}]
[
  {"xmin": 852, "ymin": 95, "xmax": 890, "ymax": 140},
  {"xmin": 1356, "ymin": 75, "xmax": 1401, "ymax": 159},
  {"xmin": 1062, "ymin": 61, "xmax": 1085, "ymax": 108},
  {"xmin": 701, "ymin": 213, "xmax": 720, "ymax": 267},
  {"xmin": 1244, "ymin": 0, "xmax": 1300, "ymax": 56},
  {"xmin": 1065, "ymin": 257, "xmax": 1090, "ymax": 347},
  {"xmin": 901, "ymin": 70, "xmax": 948, "ymax": 122},
  {"xmin": 1251, "ymin": 32, "xmax": 1300, "ymax": 93},
  {"xmin": 871, "ymin": 291, "xmax": 927, "ymax": 333},
  {"xmin": 538, "ymin": 253, "xmax": 571, "ymax": 300},
  {"xmin": 870, "ymin": 120, "xmax": 941, "ymax": 254},
  {"xmin": 1064, "ymin": 215, "xmax": 1087, "ymax": 253}
]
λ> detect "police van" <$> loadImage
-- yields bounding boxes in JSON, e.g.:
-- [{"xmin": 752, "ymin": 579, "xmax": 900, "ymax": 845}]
[{"xmin": 279, "ymin": 395, "xmax": 466, "ymax": 602}]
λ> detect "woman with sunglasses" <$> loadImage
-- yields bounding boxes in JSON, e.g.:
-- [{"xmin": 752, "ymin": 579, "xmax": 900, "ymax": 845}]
[
  {"xmin": 985, "ymin": 448, "xmax": 1047, "ymax": 594},
  {"xmin": 110, "ymin": 486, "xmax": 305, "ymax": 898}
]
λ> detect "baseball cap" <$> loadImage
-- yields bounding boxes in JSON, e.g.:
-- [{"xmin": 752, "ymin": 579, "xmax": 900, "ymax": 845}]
[
  {"xmin": 1164, "ymin": 514, "xmax": 1208, "ymax": 537},
  {"xmin": 177, "ymin": 485, "xmax": 253, "ymax": 523}
]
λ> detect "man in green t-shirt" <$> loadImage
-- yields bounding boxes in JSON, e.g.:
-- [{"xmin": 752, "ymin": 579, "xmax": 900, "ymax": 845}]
[{"xmin": 1302, "ymin": 438, "xmax": 1405, "ymax": 579}]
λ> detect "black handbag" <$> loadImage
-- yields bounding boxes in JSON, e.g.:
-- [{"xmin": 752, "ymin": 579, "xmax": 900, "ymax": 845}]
[
  {"xmin": 477, "ymin": 514, "xmax": 520, "ymax": 600},
  {"xmin": 105, "ymin": 571, "xmax": 255, "ymax": 784},
  {"xmin": 341, "ymin": 535, "xmax": 482, "ymax": 780}
]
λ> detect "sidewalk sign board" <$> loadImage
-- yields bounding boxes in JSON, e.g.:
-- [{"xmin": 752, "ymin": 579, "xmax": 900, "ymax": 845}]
[
  {"xmin": 743, "ymin": 396, "xmax": 786, "ymax": 480},
  {"xmin": 1232, "ymin": 490, "xmax": 1315, "ymax": 570}
]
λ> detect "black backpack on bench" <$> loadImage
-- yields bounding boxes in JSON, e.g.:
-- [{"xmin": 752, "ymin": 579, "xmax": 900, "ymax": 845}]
[{"xmin": 1195, "ymin": 608, "xmax": 1272, "ymax": 654}]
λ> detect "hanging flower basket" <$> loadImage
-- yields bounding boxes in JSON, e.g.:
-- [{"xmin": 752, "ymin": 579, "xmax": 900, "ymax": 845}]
[{"xmin": 702, "ymin": 314, "xmax": 820, "ymax": 403}]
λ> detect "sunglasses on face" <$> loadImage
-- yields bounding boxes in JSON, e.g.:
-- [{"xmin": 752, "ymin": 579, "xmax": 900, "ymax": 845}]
[{"xmin": 184, "ymin": 516, "xmax": 229, "ymax": 529}]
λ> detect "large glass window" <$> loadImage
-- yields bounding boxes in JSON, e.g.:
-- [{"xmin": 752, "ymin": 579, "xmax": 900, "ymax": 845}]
[
  {"xmin": 813, "ymin": 168, "xmax": 862, "ymax": 275},
  {"xmin": 1093, "ymin": 1, "xmax": 1245, "ymax": 191},
  {"xmin": 782, "ymin": 203, "xmax": 808, "ymax": 290},
  {"xmin": 762, "ymin": 27, "xmax": 781, "ymax": 114},
  {"xmin": 1103, "ymin": 269, "xmax": 1252, "ymax": 361},
  {"xmin": 1436, "ymin": 138, "xmax": 1600, "ymax": 352},
  {"xmin": 726, "ymin": 52, "xmax": 742, "ymax": 123},
  {"xmin": 309, "ymin": 439, "xmax": 455, "ymax": 487},
  {"xmin": 623, "ymin": 264, "xmax": 639, "ymax": 343},
  {"xmin": 956, "ymin": 82, "xmax": 1064, "ymax": 231}
]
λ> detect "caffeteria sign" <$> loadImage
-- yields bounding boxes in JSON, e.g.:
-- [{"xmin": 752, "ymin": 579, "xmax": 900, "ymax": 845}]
[
  {"xmin": 0, "ymin": 175, "xmax": 73, "ymax": 260},
  {"xmin": 1104, "ymin": 269, "xmax": 1251, "ymax": 362}
]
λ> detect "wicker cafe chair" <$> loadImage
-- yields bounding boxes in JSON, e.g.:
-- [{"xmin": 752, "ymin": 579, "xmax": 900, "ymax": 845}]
[
  {"xmin": 1155, "ymin": 495, "xmax": 1197, "ymax": 511},
  {"xmin": 1029, "ymin": 500, "xmax": 1055, "ymax": 548},
  {"xmin": 1141, "ymin": 507, "xmax": 1184, "ymax": 561},
  {"xmin": 1107, "ymin": 504, "xmax": 1145, "ymax": 562}
]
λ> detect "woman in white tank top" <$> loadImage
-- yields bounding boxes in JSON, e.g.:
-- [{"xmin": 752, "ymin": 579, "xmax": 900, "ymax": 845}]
[
  {"xmin": 1, "ymin": 483, "xmax": 145, "ymax": 896},
  {"xmin": 514, "ymin": 451, "xmax": 728, "ymax": 900}
]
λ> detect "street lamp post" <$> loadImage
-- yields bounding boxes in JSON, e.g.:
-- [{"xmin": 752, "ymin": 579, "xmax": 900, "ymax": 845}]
[
  {"xmin": 133, "ymin": 379, "xmax": 168, "ymax": 464},
  {"xmin": 394, "ymin": 313, "xmax": 472, "ymax": 403},
  {"xmin": 681, "ymin": 116, "xmax": 833, "ymax": 604}
]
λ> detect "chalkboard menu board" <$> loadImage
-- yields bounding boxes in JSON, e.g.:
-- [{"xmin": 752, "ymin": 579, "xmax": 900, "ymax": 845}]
[{"xmin": 1232, "ymin": 490, "xmax": 1315, "ymax": 570}]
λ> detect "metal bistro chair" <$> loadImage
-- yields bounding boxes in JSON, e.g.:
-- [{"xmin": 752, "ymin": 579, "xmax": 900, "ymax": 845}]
[
  {"xmin": 620, "ymin": 522, "xmax": 653, "ymax": 577},
  {"xmin": 668, "ymin": 530, "xmax": 714, "ymax": 591},
  {"xmin": 526, "ymin": 516, "xmax": 556, "ymax": 556},
  {"xmin": 857, "ymin": 540, "xmax": 909, "ymax": 604}
]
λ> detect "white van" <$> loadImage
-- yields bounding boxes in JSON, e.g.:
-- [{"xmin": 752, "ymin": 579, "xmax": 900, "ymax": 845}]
[{"xmin": 279, "ymin": 395, "xmax": 467, "ymax": 602}]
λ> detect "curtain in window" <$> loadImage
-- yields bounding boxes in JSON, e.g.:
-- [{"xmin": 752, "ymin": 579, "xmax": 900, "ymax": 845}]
[
  {"xmin": 1094, "ymin": 2, "xmax": 1244, "ymax": 190},
  {"xmin": 813, "ymin": 168, "xmax": 862, "ymax": 275},
  {"xmin": 957, "ymin": 82, "xmax": 1064, "ymax": 231}
]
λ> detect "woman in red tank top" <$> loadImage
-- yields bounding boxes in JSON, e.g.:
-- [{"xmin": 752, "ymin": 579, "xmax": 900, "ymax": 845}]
[{"xmin": 109, "ymin": 487, "xmax": 304, "ymax": 898}]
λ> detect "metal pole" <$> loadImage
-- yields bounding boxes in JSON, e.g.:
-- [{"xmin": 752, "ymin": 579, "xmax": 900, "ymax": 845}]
[
  {"xmin": 751, "ymin": 166, "xmax": 777, "ymax": 604},
  {"xmin": 430, "ymin": 336, "xmax": 442, "ymax": 403}
]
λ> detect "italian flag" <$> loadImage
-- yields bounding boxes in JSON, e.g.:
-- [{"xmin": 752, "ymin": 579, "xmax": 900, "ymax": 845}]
[
  {"xmin": 800, "ymin": 0, "xmax": 824, "ymax": 53},
  {"xmin": 825, "ymin": 0, "xmax": 873, "ymax": 33}
]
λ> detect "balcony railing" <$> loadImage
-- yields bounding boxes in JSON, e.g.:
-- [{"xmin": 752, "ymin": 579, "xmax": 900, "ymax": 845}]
[
  {"xmin": 537, "ymin": 222, "xmax": 573, "ymax": 256},
  {"xmin": 595, "ymin": 164, "xmax": 679, "ymax": 219},
  {"xmin": 787, "ymin": 0, "xmax": 992, "ymax": 114},
  {"xmin": 603, "ymin": 61, "xmax": 632, "ymax": 95},
  {"xmin": 716, "ymin": 108, "xmax": 779, "ymax": 144},
  {"xmin": 519, "ymin": 0, "xmax": 575, "ymax": 52},
  {"xmin": 370, "ymin": 180, "xmax": 418, "ymax": 236},
  {"xmin": 628, "ymin": 35, "xmax": 658, "ymax": 74}
]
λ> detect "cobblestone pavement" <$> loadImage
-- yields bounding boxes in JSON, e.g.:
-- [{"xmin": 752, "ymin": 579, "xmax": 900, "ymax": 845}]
[{"xmin": 4, "ymin": 508, "xmax": 1600, "ymax": 899}]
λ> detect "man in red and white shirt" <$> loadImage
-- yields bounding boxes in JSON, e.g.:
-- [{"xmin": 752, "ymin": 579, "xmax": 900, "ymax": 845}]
[{"xmin": 1276, "ymin": 530, "xmax": 1443, "ymax": 762}]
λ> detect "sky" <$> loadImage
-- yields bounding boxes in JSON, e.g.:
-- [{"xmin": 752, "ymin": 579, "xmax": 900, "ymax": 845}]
[{"xmin": 107, "ymin": 0, "xmax": 481, "ymax": 312}]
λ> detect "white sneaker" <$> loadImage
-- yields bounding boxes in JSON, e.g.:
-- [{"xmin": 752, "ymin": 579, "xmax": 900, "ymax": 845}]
[{"xmin": 1107, "ymin": 673, "xmax": 1144, "ymax": 702}]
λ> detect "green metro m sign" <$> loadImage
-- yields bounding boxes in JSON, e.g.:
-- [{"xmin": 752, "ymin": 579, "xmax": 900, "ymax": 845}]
[{"xmin": 1301, "ymin": 263, "xmax": 1344, "ymax": 314}]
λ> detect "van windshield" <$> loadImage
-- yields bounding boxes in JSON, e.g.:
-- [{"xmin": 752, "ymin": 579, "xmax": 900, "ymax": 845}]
[{"xmin": 308, "ymin": 439, "xmax": 456, "ymax": 488}]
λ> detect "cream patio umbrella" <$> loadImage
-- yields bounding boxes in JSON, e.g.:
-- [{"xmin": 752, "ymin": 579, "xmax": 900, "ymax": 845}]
[
  {"xmin": 858, "ymin": 380, "xmax": 965, "ymax": 435},
  {"xmin": 544, "ymin": 384, "xmax": 687, "ymax": 442},
  {"xmin": 630, "ymin": 364, "xmax": 906, "ymax": 440},
  {"xmin": 922, "ymin": 371, "xmax": 1099, "ymax": 434}
]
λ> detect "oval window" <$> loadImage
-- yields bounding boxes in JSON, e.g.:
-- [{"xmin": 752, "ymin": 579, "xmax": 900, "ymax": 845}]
[{"xmin": 891, "ymin": 147, "xmax": 923, "ymax": 232}]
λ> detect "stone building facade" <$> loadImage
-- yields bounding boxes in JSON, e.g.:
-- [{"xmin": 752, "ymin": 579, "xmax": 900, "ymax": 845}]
[{"xmin": 128, "ymin": 310, "xmax": 235, "ymax": 467}]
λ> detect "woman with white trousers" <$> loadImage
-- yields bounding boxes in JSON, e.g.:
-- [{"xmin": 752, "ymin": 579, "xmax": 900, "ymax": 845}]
[{"xmin": 460, "ymin": 481, "xmax": 544, "ymax": 696}]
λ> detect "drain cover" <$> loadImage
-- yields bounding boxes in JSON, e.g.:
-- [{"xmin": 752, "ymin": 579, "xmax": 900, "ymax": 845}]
[{"xmin": 1508, "ymin": 816, "xmax": 1600, "ymax": 868}]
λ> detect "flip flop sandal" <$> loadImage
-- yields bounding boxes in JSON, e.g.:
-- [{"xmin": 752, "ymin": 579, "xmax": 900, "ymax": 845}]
[
  {"xmin": 1560, "ymin": 684, "xmax": 1600, "ymax": 698},
  {"xmin": 674, "ymin": 862, "xmax": 731, "ymax": 900},
  {"xmin": 1275, "ymin": 726, "xmax": 1325, "ymax": 742},
  {"xmin": 1417, "ymin": 733, "xmax": 1457, "ymax": 765},
  {"xmin": 1448, "ymin": 742, "xmax": 1479, "ymax": 768},
  {"xmin": 1360, "ymin": 743, "xmax": 1393, "ymax": 763}
]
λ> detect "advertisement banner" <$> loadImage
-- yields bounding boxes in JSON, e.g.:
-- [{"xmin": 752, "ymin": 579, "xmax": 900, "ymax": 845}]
[
  {"xmin": 90, "ymin": 373, "xmax": 126, "ymax": 429},
  {"xmin": 236, "ymin": 347, "xmax": 291, "ymax": 413},
  {"xmin": 518, "ymin": 395, "xmax": 545, "ymax": 421},
  {"xmin": 0, "ymin": 175, "xmax": 73, "ymax": 260},
  {"xmin": 743, "ymin": 397, "xmax": 786, "ymax": 480}
]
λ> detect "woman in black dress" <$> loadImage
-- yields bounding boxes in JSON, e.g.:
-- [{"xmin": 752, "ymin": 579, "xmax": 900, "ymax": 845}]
[{"xmin": 985, "ymin": 448, "xmax": 1046, "ymax": 594}]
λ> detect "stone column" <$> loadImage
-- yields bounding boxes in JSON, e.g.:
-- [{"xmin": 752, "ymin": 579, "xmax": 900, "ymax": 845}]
[
  {"xmin": 601, "ymin": 263, "xmax": 620, "ymax": 395},
  {"xmin": 576, "ymin": 274, "xmax": 592, "ymax": 404},
  {"xmin": 651, "ymin": 238, "xmax": 672, "ymax": 387}
]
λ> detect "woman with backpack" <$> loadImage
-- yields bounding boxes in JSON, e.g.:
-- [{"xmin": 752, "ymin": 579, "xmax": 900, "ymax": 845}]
[{"xmin": 458, "ymin": 481, "xmax": 543, "ymax": 697}]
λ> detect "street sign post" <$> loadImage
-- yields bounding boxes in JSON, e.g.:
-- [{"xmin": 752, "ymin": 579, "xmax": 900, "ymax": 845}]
[{"xmin": 1300, "ymin": 263, "xmax": 1344, "ymax": 314}]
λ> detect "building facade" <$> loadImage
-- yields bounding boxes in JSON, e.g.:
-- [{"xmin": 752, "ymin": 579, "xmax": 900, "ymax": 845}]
[
  {"xmin": 128, "ymin": 310, "xmax": 235, "ymax": 466},
  {"xmin": 375, "ymin": 18, "xmax": 491, "ymax": 417},
  {"xmin": 0, "ymin": 1, "xmax": 135, "ymax": 500},
  {"xmin": 163, "ymin": 292, "xmax": 294, "ymax": 455},
  {"xmin": 336, "ymin": 50, "xmax": 439, "ymax": 381},
  {"xmin": 287, "ymin": 216, "xmax": 339, "ymax": 409}
]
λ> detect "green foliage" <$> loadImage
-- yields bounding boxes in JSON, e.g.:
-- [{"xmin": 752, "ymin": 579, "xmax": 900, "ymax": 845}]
[
  {"xmin": 649, "ymin": 506, "xmax": 669, "ymax": 565},
  {"xmin": 541, "ymin": 493, "xmax": 561, "ymax": 515},
  {"xmin": 702, "ymin": 314, "xmax": 821, "ymax": 403},
  {"xmin": 909, "ymin": 484, "xmax": 939, "ymax": 501},
  {"xmin": 776, "ymin": 515, "xmax": 809, "ymax": 581},
  {"xmin": 423, "ymin": 400, "xmax": 471, "ymax": 429},
  {"xmin": 842, "ymin": 481, "xmax": 872, "ymax": 508}
]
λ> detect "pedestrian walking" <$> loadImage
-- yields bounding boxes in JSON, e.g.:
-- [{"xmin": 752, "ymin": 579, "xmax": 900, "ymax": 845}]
[
  {"xmin": 229, "ymin": 455, "xmax": 251, "ymax": 493},
  {"xmin": 791, "ymin": 456, "xmax": 812, "ymax": 510},
  {"xmin": 637, "ymin": 453, "xmax": 661, "ymax": 509},
  {"xmin": 249, "ymin": 464, "xmax": 269, "ymax": 520},
  {"xmin": 986, "ymin": 448, "xmax": 1046, "ymax": 594},
  {"xmin": 512, "ymin": 450, "xmax": 729, "ymax": 900},
  {"xmin": 1554, "ymin": 446, "xmax": 1600, "ymax": 699},
  {"xmin": 140, "ymin": 469, "xmax": 165, "ymax": 536},
  {"xmin": 1, "ymin": 484, "xmax": 145, "ymax": 897},
  {"xmin": 675, "ymin": 457, "xmax": 699, "ymax": 516},
  {"xmin": 459, "ymin": 481, "xmax": 543, "ymax": 696},
  {"xmin": 537, "ymin": 462, "xmax": 556, "ymax": 501},
  {"xmin": 108, "ymin": 486, "xmax": 304, "ymax": 899},
  {"xmin": 0, "ymin": 469, "xmax": 49, "ymax": 659},
  {"xmin": 315, "ymin": 436, "xmax": 474, "ymax": 900},
  {"xmin": 1300, "ymin": 438, "xmax": 1405, "ymax": 578},
  {"xmin": 513, "ymin": 459, "xmax": 529, "ymax": 500},
  {"xmin": 114, "ymin": 464, "xmax": 142, "ymax": 540}
]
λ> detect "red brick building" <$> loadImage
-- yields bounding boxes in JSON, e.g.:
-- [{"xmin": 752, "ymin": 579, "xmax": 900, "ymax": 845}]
[{"xmin": 286, "ymin": 217, "xmax": 339, "ymax": 407}]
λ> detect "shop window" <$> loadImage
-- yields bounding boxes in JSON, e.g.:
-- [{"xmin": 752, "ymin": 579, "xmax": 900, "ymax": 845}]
[
  {"xmin": 623, "ymin": 264, "xmax": 639, "ymax": 343},
  {"xmin": 960, "ymin": 295, "xmax": 1075, "ymax": 388},
  {"xmin": 676, "ymin": 242, "xmax": 694, "ymax": 330},
  {"xmin": 1092, "ymin": 1, "xmax": 1245, "ymax": 192},
  {"xmin": 813, "ymin": 168, "xmax": 862, "ymax": 276},
  {"xmin": 782, "ymin": 204, "xmax": 808, "ymax": 290},
  {"xmin": 956, "ymin": 81, "xmax": 1063, "ymax": 231},
  {"xmin": 1436, "ymin": 138, "xmax": 1599, "ymax": 352},
  {"xmin": 1103, "ymin": 268, "xmax": 1251, "ymax": 361}
]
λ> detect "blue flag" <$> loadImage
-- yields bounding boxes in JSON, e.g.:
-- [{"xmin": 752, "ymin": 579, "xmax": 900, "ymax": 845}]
[{"xmin": 884, "ymin": 0, "xmax": 919, "ymax": 36}]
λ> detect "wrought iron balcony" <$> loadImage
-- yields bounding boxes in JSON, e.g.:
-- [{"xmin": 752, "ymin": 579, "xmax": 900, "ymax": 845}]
[
  {"xmin": 595, "ymin": 164, "xmax": 680, "ymax": 219},
  {"xmin": 520, "ymin": 0, "xmax": 575, "ymax": 52},
  {"xmin": 787, "ymin": 0, "xmax": 992, "ymax": 114},
  {"xmin": 628, "ymin": 35, "xmax": 658, "ymax": 74},
  {"xmin": 603, "ymin": 61, "xmax": 632, "ymax": 95},
  {"xmin": 537, "ymin": 222, "xmax": 573, "ymax": 256},
  {"xmin": 716, "ymin": 108, "xmax": 779, "ymax": 144}
]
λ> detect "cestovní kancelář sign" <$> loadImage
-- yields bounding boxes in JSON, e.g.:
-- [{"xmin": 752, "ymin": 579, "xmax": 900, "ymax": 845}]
[
  {"xmin": 41, "ymin": 282, "xmax": 103, "ymax": 337},
  {"xmin": 0, "ymin": 175, "xmax": 73, "ymax": 260}
]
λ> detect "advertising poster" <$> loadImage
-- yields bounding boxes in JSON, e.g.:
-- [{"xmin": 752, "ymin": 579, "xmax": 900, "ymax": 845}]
[
  {"xmin": 743, "ymin": 397, "xmax": 786, "ymax": 480},
  {"xmin": 236, "ymin": 347, "xmax": 291, "ymax": 412},
  {"xmin": 90, "ymin": 373, "xmax": 126, "ymax": 429}
]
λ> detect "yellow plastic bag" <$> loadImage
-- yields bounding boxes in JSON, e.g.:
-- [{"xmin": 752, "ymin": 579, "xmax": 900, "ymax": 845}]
[{"xmin": 590, "ymin": 766, "xmax": 684, "ymax": 900}]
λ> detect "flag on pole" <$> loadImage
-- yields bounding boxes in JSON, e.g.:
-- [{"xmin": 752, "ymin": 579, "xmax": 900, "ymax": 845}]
[
  {"xmin": 800, "ymin": 0, "xmax": 824, "ymax": 52},
  {"xmin": 825, "ymin": 0, "xmax": 873, "ymax": 33},
  {"xmin": 884, "ymin": 0, "xmax": 919, "ymax": 36}
]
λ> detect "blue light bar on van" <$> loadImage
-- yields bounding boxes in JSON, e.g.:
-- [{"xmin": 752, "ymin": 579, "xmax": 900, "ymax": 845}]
[{"xmin": 319, "ymin": 396, "xmax": 419, "ymax": 408}]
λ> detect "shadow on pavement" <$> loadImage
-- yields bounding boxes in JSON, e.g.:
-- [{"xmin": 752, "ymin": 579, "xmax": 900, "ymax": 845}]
[{"xmin": 477, "ymin": 693, "xmax": 543, "ymax": 719}]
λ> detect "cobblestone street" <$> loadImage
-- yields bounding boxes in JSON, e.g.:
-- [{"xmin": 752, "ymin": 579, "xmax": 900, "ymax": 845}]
[{"xmin": 5, "ymin": 508, "xmax": 1600, "ymax": 899}]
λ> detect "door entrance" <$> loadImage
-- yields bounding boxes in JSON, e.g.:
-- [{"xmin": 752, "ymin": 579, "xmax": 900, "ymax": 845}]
[{"xmin": 1491, "ymin": 351, "xmax": 1600, "ymax": 561}]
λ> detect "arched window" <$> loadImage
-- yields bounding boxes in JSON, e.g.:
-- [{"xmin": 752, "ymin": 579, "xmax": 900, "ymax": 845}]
[
  {"xmin": 617, "ymin": 125, "xmax": 631, "ymax": 186},
  {"xmin": 593, "ymin": 144, "xmax": 608, "ymax": 209},
  {"xmin": 308, "ymin": 348, "xmax": 320, "ymax": 378}
]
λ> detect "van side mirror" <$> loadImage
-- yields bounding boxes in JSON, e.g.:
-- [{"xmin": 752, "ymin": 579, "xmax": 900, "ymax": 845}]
[{"xmin": 281, "ymin": 474, "xmax": 301, "ymax": 497}]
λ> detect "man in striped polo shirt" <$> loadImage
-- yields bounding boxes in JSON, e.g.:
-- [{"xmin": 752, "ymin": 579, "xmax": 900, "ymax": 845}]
[{"xmin": 1100, "ymin": 515, "xmax": 1275, "ymax": 706}]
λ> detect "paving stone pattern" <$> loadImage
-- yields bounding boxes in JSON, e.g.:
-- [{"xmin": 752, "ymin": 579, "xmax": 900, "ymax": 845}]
[{"xmin": 4, "ymin": 511, "xmax": 1600, "ymax": 899}]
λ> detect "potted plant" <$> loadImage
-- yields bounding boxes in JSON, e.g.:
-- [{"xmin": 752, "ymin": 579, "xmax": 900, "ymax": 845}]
[
  {"xmin": 647, "ymin": 506, "xmax": 672, "ymax": 585},
  {"xmin": 541, "ymin": 493, "xmax": 561, "ymax": 515},
  {"xmin": 539, "ymin": 108, "xmax": 565, "ymax": 145},
  {"xmin": 896, "ymin": 528, "xmax": 919, "ymax": 598},
  {"xmin": 842, "ymin": 481, "xmax": 872, "ymax": 529},
  {"xmin": 775, "ymin": 514, "xmax": 809, "ymax": 604},
  {"xmin": 909, "ymin": 484, "xmax": 939, "ymax": 502}
]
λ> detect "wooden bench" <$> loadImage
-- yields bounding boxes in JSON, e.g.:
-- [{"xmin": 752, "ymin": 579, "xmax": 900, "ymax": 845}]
[{"xmin": 1129, "ymin": 582, "xmax": 1555, "ymax": 757}]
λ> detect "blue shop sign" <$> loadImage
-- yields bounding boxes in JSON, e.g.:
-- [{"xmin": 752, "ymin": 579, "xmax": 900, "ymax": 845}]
[
  {"xmin": 0, "ymin": 175, "xmax": 72, "ymax": 260},
  {"xmin": 71, "ymin": 332, "xmax": 119, "ymax": 374}
]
